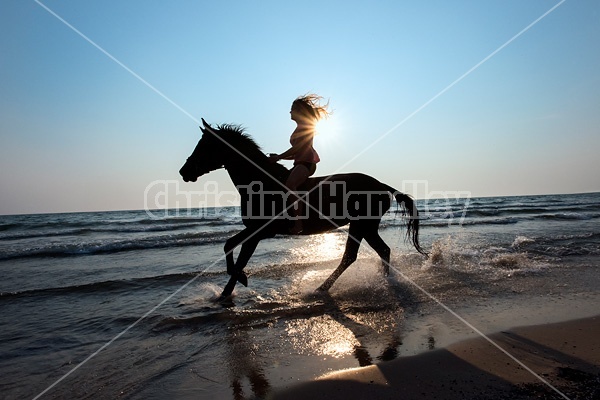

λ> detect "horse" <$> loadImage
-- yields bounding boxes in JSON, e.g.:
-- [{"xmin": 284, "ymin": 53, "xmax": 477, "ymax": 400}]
[{"xmin": 179, "ymin": 119, "xmax": 427, "ymax": 300}]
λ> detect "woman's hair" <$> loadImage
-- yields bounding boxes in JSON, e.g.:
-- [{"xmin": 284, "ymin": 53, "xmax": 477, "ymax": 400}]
[{"xmin": 292, "ymin": 94, "xmax": 331, "ymax": 121}]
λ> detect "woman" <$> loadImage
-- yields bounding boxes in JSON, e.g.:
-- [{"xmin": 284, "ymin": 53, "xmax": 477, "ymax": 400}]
[{"xmin": 269, "ymin": 94, "xmax": 330, "ymax": 234}]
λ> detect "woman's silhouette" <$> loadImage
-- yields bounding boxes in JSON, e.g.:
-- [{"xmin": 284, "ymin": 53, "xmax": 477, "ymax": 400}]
[{"xmin": 269, "ymin": 94, "xmax": 330, "ymax": 234}]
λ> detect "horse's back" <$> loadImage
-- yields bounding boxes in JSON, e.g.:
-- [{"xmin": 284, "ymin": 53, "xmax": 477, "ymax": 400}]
[
  {"xmin": 300, "ymin": 173, "xmax": 394, "ymax": 228},
  {"xmin": 303, "ymin": 172, "xmax": 390, "ymax": 192}
]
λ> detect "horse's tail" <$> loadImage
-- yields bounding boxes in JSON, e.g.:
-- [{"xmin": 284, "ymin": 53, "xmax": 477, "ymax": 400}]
[{"xmin": 387, "ymin": 187, "xmax": 428, "ymax": 257}]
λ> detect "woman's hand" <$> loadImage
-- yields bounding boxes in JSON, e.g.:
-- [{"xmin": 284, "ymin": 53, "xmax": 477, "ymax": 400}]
[{"xmin": 268, "ymin": 153, "xmax": 280, "ymax": 163}]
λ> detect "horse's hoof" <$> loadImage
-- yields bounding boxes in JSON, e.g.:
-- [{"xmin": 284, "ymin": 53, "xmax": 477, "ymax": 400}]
[
  {"xmin": 315, "ymin": 285, "xmax": 329, "ymax": 293},
  {"xmin": 215, "ymin": 294, "xmax": 235, "ymax": 306},
  {"xmin": 214, "ymin": 294, "xmax": 228, "ymax": 302},
  {"xmin": 237, "ymin": 272, "xmax": 248, "ymax": 287}
]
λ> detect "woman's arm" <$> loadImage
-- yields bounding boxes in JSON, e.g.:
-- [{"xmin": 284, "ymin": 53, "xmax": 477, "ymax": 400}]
[
  {"xmin": 269, "ymin": 137, "xmax": 310, "ymax": 161},
  {"xmin": 268, "ymin": 145, "xmax": 298, "ymax": 162},
  {"xmin": 276, "ymin": 143, "xmax": 302, "ymax": 160},
  {"xmin": 269, "ymin": 126, "xmax": 313, "ymax": 162}
]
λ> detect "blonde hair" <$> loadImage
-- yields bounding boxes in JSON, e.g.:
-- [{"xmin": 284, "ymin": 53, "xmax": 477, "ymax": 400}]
[{"xmin": 291, "ymin": 94, "xmax": 331, "ymax": 121}]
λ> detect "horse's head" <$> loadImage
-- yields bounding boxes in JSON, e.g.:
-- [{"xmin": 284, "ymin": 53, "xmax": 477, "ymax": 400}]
[{"xmin": 179, "ymin": 119, "xmax": 225, "ymax": 182}]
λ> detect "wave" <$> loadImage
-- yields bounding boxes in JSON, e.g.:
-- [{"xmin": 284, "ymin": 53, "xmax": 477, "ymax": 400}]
[
  {"xmin": 415, "ymin": 216, "xmax": 520, "ymax": 227},
  {"xmin": 0, "ymin": 270, "xmax": 225, "ymax": 299},
  {"xmin": 423, "ymin": 235, "xmax": 552, "ymax": 276},
  {"xmin": 0, "ymin": 223, "xmax": 21, "ymax": 232},
  {"xmin": 530, "ymin": 231, "xmax": 600, "ymax": 257},
  {"xmin": 421, "ymin": 228, "xmax": 597, "ymax": 271},
  {"xmin": 0, "ymin": 218, "xmax": 242, "ymax": 241},
  {"xmin": 511, "ymin": 235, "xmax": 535, "ymax": 248},
  {"xmin": 0, "ymin": 229, "xmax": 88, "ymax": 241},
  {"xmin": 465, "ymin": 205, "xmax": 600, "ymax": 217},
  {"xmin": 411, "ymin": 209, "xmax": 599, "ymax": 228},
  {"xmin": 9, "ymin": 207, "xmax": 591, "ymax": 241},
  {"xmin": 551, "ymin": 231, "xmax": 600, "ymax": 241},
  {"xmin": 0, "ymin": 229, "xmax": 241, "ymax": 261},
  {"xmin": 538, "ymin": 212, "xmax": 599, "ymax": 220},
  {"xmin": 505, "ymin": 232, "xmax": 600, "ymax": 257},
  {"xmin": 136, "ymin": 215, "xmax": 238, "ymax": 225},
  {"xmin": 466, "ymin": 207, "xmax": 547, "ymax": 217}
]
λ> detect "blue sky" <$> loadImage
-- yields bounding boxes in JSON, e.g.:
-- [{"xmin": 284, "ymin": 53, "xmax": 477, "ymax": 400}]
[{"xmin": 1, "ymin": 0, "xmax": 599, "ymax": 214}]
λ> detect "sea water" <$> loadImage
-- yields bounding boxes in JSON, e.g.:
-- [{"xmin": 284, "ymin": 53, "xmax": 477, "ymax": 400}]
[{"xmin": 1, "ymin": 193, "xmax": 599, "ymax": 399}]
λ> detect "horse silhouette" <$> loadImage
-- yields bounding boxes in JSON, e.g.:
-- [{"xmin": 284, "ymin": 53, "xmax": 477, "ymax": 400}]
[{"xmin": 180, "ymin": 119, "xmax": 427, "ymax": 300}]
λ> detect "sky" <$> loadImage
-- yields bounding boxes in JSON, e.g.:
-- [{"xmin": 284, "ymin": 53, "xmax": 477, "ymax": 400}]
[{"xmin": 1, "ymin": 0, "xmax": 599, "ymax": 215}]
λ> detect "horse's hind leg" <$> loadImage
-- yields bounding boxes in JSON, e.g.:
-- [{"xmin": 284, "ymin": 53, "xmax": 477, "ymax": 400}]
[
  {"xmin": 364, "ymin": 229, "xmax": 391, "ymax": 276},
  {"xmin": 317, "ymin": 225, "xmax": 363, "ymax": 292}
]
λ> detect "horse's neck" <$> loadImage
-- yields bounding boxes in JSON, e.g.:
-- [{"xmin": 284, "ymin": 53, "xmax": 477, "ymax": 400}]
[
  {"xmin": 225, "ymin": 157, "xmax": 284, "ymax": 191},
  {"xmin": 226, "ymin": 165, "xmax": 254, "ymax": 189}
]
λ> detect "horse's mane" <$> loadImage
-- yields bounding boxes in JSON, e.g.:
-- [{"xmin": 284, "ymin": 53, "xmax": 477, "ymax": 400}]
[
  {"xmin": 214, "ymin": 123, "xmax": 289, "ymax": 179},
  {"xmin": 215, "ymin": 124, "xmax": 264, "ymax": 157}
]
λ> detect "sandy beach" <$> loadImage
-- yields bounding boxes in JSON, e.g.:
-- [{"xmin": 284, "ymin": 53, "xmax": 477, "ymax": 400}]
[{"xmin": 272, "ymin": 315, "xmax": 600, "ymax": 399}]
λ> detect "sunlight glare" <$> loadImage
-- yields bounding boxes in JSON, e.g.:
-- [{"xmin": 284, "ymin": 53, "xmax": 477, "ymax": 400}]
[
  {"xmin": 285, "ymin": 316, "xmax": 359, "ymax": 358},
  {"xmin": 291, "ymin": 233, "xmax": 345, "ymax": 263},
  {"xmin": 314, "ymin": 114, "xmax": 340, "ymax": 146}
]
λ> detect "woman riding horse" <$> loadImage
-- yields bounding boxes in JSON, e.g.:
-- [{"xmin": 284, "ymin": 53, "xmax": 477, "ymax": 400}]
[
  {"xmin": 268, "ymin": 94, "xmax": 330, "ymax": 234},
  {"xmin": 180, "ymin": 115, "xmax": 427, "ymax": 300}
]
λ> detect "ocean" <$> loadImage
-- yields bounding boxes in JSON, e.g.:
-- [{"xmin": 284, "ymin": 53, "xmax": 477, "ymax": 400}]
[{"xmin": 1, "ymin": 192, "xmax": 599, "ymax": 399}]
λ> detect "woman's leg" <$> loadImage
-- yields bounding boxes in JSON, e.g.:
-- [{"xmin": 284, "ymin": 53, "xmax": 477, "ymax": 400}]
[{"xmin": 286, "ymin": 165, "xmax": 310, "ymax": 233}]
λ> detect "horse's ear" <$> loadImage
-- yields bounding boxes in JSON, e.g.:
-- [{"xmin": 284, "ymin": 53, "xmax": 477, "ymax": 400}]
[
  {"xmin": 201, "ymin": 118, "xmax": 218, "ymax": 136},
  {"xmin": 199, "ymin": 126, "xmax": 207, "ymax": 136}
]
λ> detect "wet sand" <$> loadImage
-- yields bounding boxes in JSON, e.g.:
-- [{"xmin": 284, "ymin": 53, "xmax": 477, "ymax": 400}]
[{"xmin": 271, "ymin": 315, "xmax": 600, "ymax": 399}]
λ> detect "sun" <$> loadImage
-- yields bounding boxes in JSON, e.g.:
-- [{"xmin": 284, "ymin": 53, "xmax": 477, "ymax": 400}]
[{"xmin": 314, "ymin": 115, "xmax": 340, "ymax": 146}]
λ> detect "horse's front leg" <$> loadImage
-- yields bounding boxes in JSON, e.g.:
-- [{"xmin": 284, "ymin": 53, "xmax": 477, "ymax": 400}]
[
  {"xmin": 224, "ymin": 228, "xmax": 255, "ymax": 275},
  {"xmin": 220, "ymin": 237, "xmax": 261, "ymax": 298}
]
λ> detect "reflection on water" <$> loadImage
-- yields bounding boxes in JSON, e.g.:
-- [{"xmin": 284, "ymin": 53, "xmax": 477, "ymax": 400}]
[
  {"xmin": 280, "ymin": 286, "xmax": 411, "ymax": 372},
  {"xmin": 226, "ymin": 329, "xmax": 270, "ymax": 400},
  {"xmin": 285, "ymin": 316, "xmax": 360, "ymax": 358},
  {"xmin": 290, "ymin": 232, "xmax": 346, "ymax": 263},
  {"xmin": 117, "ymin": 266, "xmax": 444, "ymax": 399}
]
